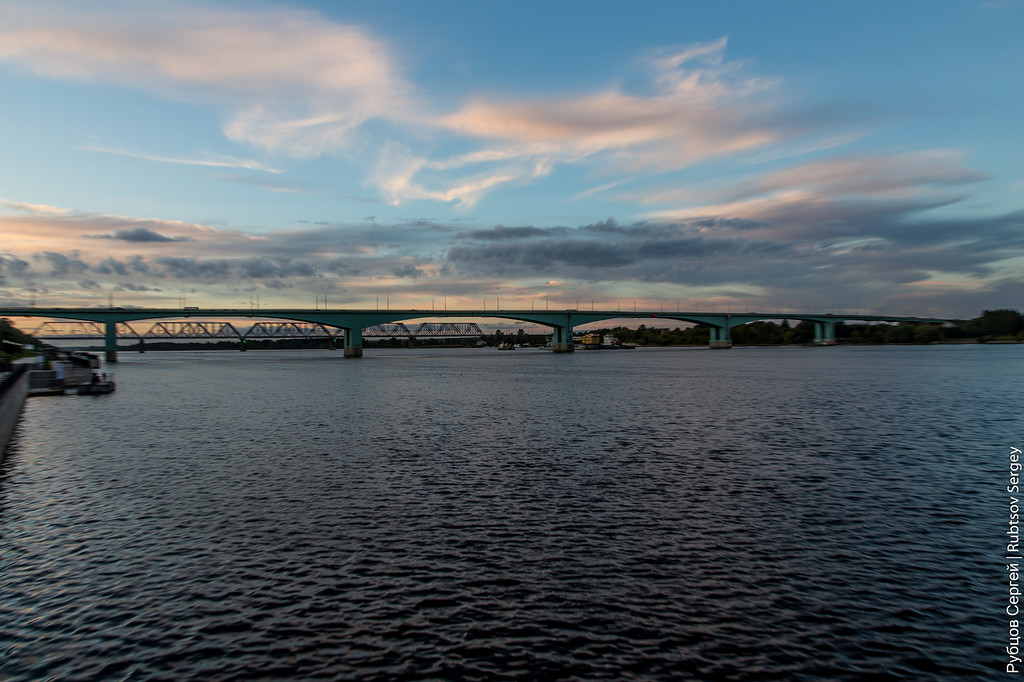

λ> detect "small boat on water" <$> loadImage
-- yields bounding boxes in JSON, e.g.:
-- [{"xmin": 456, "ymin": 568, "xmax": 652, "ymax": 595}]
[{"xmin": 78, "ymin": 372, "xmax": 116, "ymax": 395}]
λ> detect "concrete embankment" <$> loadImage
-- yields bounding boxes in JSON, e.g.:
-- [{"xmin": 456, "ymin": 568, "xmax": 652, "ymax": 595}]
[{"xmin": 0, "ymin": 364, "xmax": 30, "ymax": 462}]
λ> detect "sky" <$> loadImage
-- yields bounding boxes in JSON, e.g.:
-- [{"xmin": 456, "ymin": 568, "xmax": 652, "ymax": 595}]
[{"xmin": 0, "ymin": 0, "xmax": 1022, "ymax": 319}]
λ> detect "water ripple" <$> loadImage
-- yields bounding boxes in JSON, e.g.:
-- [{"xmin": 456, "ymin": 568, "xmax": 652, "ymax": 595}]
[{"xmin": 1, "ymin": 346, "xmax": 1019, "ymax": 679}]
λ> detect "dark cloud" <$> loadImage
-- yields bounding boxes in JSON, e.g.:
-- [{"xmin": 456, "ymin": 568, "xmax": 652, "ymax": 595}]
[
  {"xmin": 96, "ymin": 257, "xmax": 129, "ymax": 276},
  {"xmin": 324, "ymin": 259, "xmax": 356, "ymax": 275},
  {"xmin": 92, "ymin": 227, "xmax": 191, "ymax": 242},
  {"xmin": 91, "ymin": 254, "xmax": 154, "ymax": 276},
  {"xmin": 154, "ymin": 256, "xmax": 232, "ymax": 279},
  {"xmin": 634, "ymin": 236, "xmax": 790, "ymax": 260},
  {"xmin": 236, "ymin": 257, "xmax": 318, "ymax": 279},
  {"xmin": 876, "ymin": 209, "xmax": 1024, "ymax": 249},
  {"xmin": 126, "ymin": 255, "xmax": 150, "ymax": 272},
  {"xmin": 40, "ymin": 251, "xmax": 89, "ymax": 275},
  {"xmin": 114, "ymin": 282, "xmax": 161, "ymax": 292},
  {"xmin": 448, "ymin": 239, "xmax": 632, "ymax": 273},
  {"xmin": 0, "ymin": 254, "xmax": 30, "ymax": 278},
  {"xmin": 688, "ymin": 217, "xmax": 769, "ymax": 231},
  {"xmin": 579, "ymin": 218, "xmax": 623, "ymax": 234},
  {"xmin": 448, "ymin": 224, "xmax": 794, "ymax": 276},
  {"xmin": 459, "ymin": 225, "xmax": 567, "ymax": 241},
  {"xmin": 144, "ymin": 255, "xmax": 320, "ymax": 282},
  {"xmin": 392, "ymin": 263, "xmax": 425, "ymax": 279},
  {"xmin": 401, "ymin": 219, "xmax": 453, "ymax": 231}
]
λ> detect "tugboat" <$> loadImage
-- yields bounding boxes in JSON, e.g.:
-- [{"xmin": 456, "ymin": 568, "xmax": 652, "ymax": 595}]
[{"xmin": 78, "ymin": 371, "xmax": 116, "ymax": 395}]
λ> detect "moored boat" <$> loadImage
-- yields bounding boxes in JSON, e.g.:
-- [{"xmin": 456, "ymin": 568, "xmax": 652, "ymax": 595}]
[{"xmin": 78, "ymin": 372, "xmax": 116, "ymax": 395}]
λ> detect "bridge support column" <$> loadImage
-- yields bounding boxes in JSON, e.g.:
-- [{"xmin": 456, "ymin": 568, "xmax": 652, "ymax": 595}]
[
  {"xmin": 709, "ymin": 325, "xmax": 732, "ymax": 349},
  {"xmin": 138, "ymin": 337, "xmax": 145, "ymax": 354},
  {"xmin": 551, "ymin": 323, "xmax": 574, "ymax": 352},
  {"xmin": 104, "ymin": 320, "xmax": 118, "ymax": 363},
  {"xmin": 344, "ymin": 328, "xmax": 363, "ymax": 358},
  {"xmin": 814, "ymin": 322, "xmax": 837, "ymax": 345}
]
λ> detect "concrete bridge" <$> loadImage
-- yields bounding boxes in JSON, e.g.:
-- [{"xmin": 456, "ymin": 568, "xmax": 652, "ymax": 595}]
[{"xmin": 0, "ymin": 307, "xmax": 948, "ymax": 361}]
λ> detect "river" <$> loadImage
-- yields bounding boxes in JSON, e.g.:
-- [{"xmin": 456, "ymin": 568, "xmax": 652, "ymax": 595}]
[{"xmin": 1, "ymin": 345, "xmax": 1021, "ymax": 679}]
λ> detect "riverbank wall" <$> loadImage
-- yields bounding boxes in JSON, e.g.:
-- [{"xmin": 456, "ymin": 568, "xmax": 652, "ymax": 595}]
[{"xmin": 0, "ymin": 364, "xmax": 30, "ymax": 462}]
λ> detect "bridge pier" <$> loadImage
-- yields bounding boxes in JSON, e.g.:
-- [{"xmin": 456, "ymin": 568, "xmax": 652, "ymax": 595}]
[
  {"xmin": 104, "ymin": 320, "xmax": 118, "ymax": 363},
  {"xmin": 139, "ymin": 337, "xmax": 145, "ymax": 354},
  {"xmin": 709, "ymin": 325, "xmax": 732, "ymax": 349},
  {"xmin": 814, "ymin": 322, "xmax": 837, "ymax": 345},
  {"xmin": 343, "ymin": 328, "xmax": 363, "ymax": 358},
  {"xmin": 551, "ymin": 323, "xmax": 574, "ymax": 352}
]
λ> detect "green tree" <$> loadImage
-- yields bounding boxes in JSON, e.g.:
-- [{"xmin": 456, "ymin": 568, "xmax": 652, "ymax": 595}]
[
  {"xmin": 913, "ymin": 323, "xmax": 941, "ymax": 344},
  {"xmin": 964, "ymin": 309, "xmax": 1022, "ymax": 337},
  {"xmin": 889, "ymin": 323, "xmax": 916, "ymax": 343},
  {"xmin": 792, "ymin": 321, "xmax": 816, "ymax": 344}
]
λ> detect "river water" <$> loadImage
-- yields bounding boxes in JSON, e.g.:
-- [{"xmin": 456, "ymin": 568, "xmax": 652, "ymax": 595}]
[{"xmin": 1, "ymin": 345, "xmax": 1020, "ymax": 679}]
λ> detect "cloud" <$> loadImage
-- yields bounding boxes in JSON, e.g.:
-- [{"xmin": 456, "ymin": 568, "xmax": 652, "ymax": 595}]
[
  {"xmin": 638, "ymin": 151, "xmax": 992, "ymax": 240},
  {"xmin": 441, "ymin": 190, "xmax": 1024, "ymax": 314},
  {"xmin": 0, "ymin": 6, "xmax": 845, "ymax": 209},
  {"xmin": 458, "ymin": 225, "xmax": 568, "ymax": 241},
  {"xmin": 447, "ymin": 222, "xmax": 794, "ymax": 277},
  {"xmin": 0, "ymin": 255, "xmax": 30, "ymax": 277},
  {"xmin": 378, "ymin": 38, "xmax": 807, "ymax": 207},
  {"xmin": 114, "ymin": 282, "xmax": 161, "ymax": 292},
  {"xmin": 153, "ymin": 256, "xmax": 232, "ymax": 279},
  {"xmin": 0, "ymin": 200, "xmax": 445, "ymax": 295},
  {"xmin": 0, "ymin": 1, "xmax": 414, "ymax": 158},
  {"xmin": 440, "ymin": 45, "xmax": 776, "ymax": 166},
  {"xmin": 0, "ymin": 199, "xmax": 265, "ymax": 255},
  {"xmin": 392, "ymin": 262, "xmax": 426, "ymax": 279},
  {"xmin": 0, "ymin": 170, "xmax": 1018, "ymax": 317},
  {"xmin": 96, "ymin": 257, "xmax": 129, "ymax": 276},
  {"xmin": 39, "ymin": 251, "xmax": 89, "ymax": 275},
  {"xmin": 92, "ymin": 227, "xmax": 192, "ymax": 243},
  {"xmin": 215, "ymin": 173, "xmax": 315, "ymax": 194},
  {"xmin": 81, "ymin": 145, "xmax": 281, "ymax": 173},
  {"xmin": 94, "ymin": 255, "xmax": 152, "ymax": 276},
  {"xmin": 640, "ymin": 151, "xmax": 986, "ymax": 208},
  {"xmin": 236, "ymin": 257, "xmax": 318, "ymax": 279}
]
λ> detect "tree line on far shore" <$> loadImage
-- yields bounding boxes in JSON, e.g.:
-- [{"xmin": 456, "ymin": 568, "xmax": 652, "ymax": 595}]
[{"xmin": 568, "ymin": 308, "xmax": 1023, "ymax": 347}]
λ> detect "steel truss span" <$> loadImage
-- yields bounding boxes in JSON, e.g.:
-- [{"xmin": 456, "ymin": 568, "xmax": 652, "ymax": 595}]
[{"xmin": 30, "ymin": 320, "xmax": 486, "ymax": 340}]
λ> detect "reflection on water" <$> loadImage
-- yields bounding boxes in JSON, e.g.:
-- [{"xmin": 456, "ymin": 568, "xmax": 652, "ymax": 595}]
[{"xmin": 1, "ymin": 345, "xmax": 1020, "ymax": 679}]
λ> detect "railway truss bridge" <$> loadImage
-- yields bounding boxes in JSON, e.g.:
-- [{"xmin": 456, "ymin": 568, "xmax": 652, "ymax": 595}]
[{"xmin": 27, "ymin": 320, "xmax": 484, "ymax": 354}]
